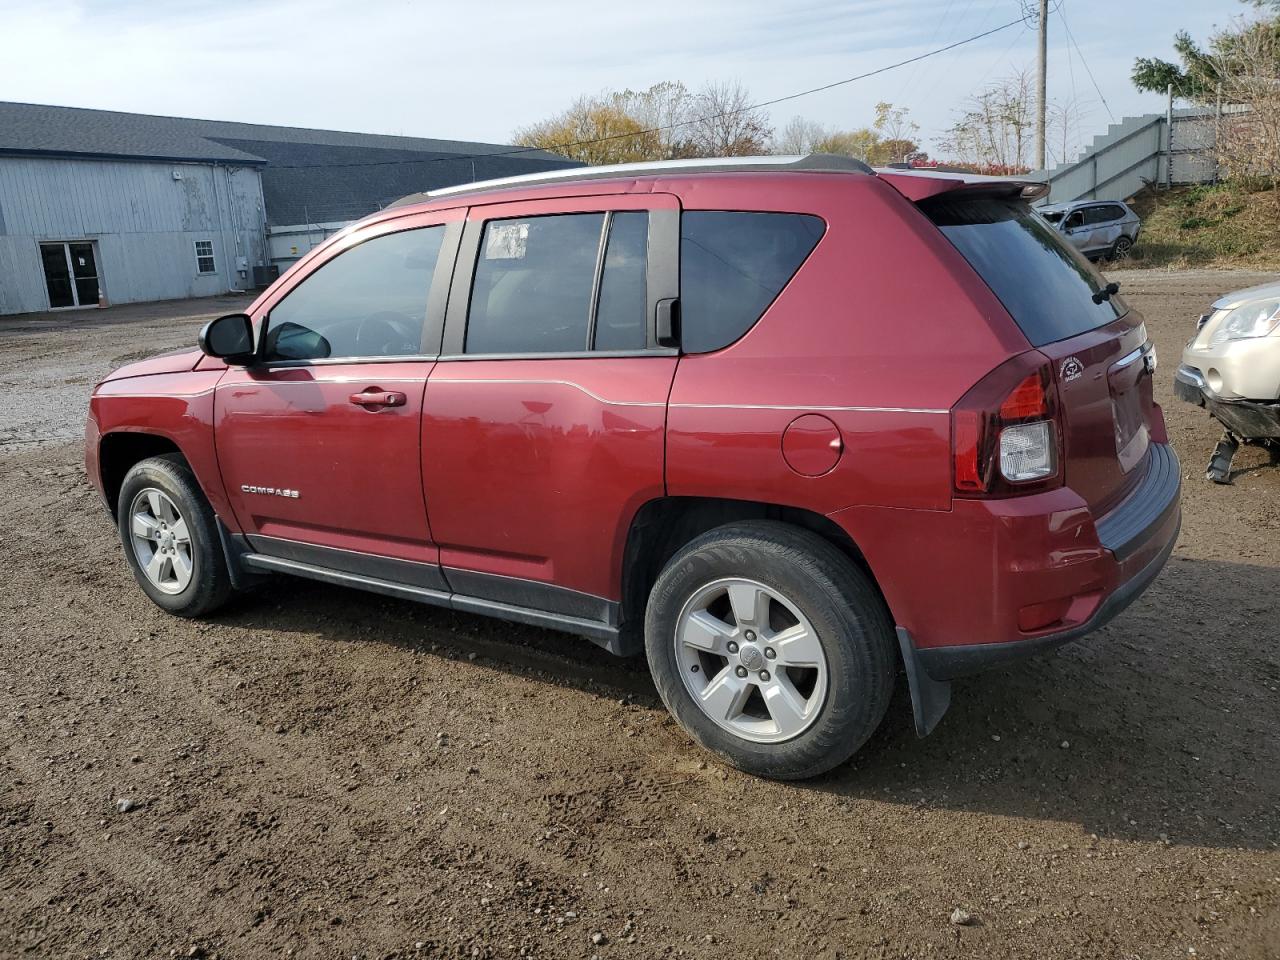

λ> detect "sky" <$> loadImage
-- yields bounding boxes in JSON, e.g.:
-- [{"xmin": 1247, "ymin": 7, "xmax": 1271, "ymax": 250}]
[{"xmin": 0, "ymin": 0, "xmax": 1245, "ymax": 166}]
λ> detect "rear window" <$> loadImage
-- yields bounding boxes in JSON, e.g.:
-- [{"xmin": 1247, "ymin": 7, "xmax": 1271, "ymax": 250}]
[{"xmin": 922, "ymin": 195, "xmax": 1123, "ymax": 346}]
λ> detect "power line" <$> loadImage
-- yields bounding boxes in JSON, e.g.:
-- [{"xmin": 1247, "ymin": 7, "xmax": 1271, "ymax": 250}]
[
  {"xmin": 270, "ymin": 15, "xmax": 1031, "ymax": 172},
  {"xmin": 1058, "ymin": 1, "xmax": 1115, "ymax": 122}
]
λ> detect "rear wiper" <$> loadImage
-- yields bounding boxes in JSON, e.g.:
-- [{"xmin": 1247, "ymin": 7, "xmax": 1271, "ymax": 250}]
[{"xmin": 1092, "ymin": 281, "xmax": 1120, "ymax": 304}]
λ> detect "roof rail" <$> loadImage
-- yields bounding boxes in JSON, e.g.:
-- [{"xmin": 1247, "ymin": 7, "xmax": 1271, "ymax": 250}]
[{"xmin": 387, "ymin": 153, "xmax": 873, "ymax": 208}]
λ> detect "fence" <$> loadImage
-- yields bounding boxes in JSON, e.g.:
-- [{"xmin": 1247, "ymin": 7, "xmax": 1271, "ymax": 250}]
[{"xmin": 1038, "ymin": 105, "xmax": 1233, "ymax": 205}]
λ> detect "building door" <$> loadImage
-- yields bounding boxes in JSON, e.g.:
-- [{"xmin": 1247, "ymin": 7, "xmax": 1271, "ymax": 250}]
[{"xmin": 39, "ymin": 242, "xmax": 99, "ymax": 310}]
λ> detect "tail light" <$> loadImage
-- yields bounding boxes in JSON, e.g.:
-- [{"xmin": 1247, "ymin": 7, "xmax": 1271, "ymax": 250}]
[{"xmin": 953, "ymin": 353, "xmax": 1062, "ymax": 497}]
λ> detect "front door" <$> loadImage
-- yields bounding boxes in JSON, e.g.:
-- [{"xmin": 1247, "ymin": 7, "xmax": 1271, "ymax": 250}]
[
  {"xmin": 214, "ymin": 211, "xmax": 462, "ymax": 586},
  {"xmin": 422, "ymin": 194, "xmax": 680, "ymax": 618},
  {"xmin": 40, "ymin": 241, "xmax": 99, "ymax": 309}
]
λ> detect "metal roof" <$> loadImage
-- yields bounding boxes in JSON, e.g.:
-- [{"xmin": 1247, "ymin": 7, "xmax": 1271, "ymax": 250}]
[{"xmin": 0, "ymin": 101, "xmax": 582, "ymax": 225}]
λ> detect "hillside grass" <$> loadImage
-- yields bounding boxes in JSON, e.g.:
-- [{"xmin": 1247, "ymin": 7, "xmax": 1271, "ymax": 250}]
[{"xmin": 1124, "ymin": 182, "xmax": 1280, "ymax": 270}]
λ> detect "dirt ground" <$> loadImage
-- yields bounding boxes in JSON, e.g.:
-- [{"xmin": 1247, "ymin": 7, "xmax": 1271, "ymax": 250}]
[{"xmin": 1, "ymin": 276, "xmax": 1278, "ymax": 960}]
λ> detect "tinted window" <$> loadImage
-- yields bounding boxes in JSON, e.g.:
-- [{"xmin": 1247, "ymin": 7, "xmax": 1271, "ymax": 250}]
[
  {"xmin": 1085, "ymin": 205, "xmax": 1122, "ymax": 225},
  {"xmin": 467, "ymin": 214, "xmax": 604, "ymax": 354},
  {"xmin": 593, "ymin": 212, "xmax": 649, "ymax": 350},
  {"xmin": 923, "ymin": 195, "xmax": 1123, "ymax": 347},
  {"xmin": 680, "ymin": 211, "xmax": 825, "ymax": 353},
  {"xmin": 263, "ymin": 227, "xmax": 443, "ymax": 361}
]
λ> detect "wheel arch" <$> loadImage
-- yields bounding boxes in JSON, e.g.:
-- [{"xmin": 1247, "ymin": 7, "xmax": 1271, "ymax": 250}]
[
  {"xmin": 98, "ymin": 431, "xmax": 187, "ymax": 515},
  {"xmin": 618, "ymin": 496, "xmax": 892, "ymax": 646}
]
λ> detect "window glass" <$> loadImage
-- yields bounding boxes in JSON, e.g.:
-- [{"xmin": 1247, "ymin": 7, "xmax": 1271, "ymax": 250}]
[
  {"xmin": 263, "ymin": 227, "xmax": 443, "ymax": 361},
  {"xmin": 1085, "ymin": 205, "xmax": 1121, "ymax": 225},
  {"xmin": 593, "ymin": 212, "xmax": 649, "ymax": 350},
  {"xmin": 679, "ymin": 211, "xmax": 825, "ymax": 353},
  {"xmin": 466, "ymin": 214, "xmax": 604, "ymax": 354},
  {"xmin": 194, "ymin": 240, "xmax": 216, "ymax": 275},
  {"xmin": 922, "ymin": 195, "xmax": 1124, "ymax": 347}
]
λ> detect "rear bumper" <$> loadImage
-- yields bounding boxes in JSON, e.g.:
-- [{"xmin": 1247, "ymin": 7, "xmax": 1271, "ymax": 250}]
[
  {"xmin": 1174, "ymin": 364, "xmax": 1280, "ymax": 439},
  {"xmin": 916, "ymin": 509, "xmax": 1178, "ymax": 680},
  {"xmin": 830, "ymin": 442, "xmax": 1182, "ymax": 680},
  {"xmin": 916, "ymin": 442, "xmax": 1181, "ymax": 680}
]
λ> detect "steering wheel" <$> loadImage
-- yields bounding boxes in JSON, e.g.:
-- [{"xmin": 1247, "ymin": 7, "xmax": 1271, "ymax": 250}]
[{"xmin": 354, "ymin": 312, "xmax": 417, "ymax": 357}]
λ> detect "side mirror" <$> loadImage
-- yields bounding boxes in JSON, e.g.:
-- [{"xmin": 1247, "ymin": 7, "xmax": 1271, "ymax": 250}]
[{"xmin": 198, "ymin": 313, "xmax": 255, "ymax": 364}]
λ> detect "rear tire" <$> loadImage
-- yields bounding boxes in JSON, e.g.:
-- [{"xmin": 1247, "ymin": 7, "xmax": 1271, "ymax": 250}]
[
  {"xmin": 644, "ymin": 521, "xmax": 896, "ymax": 780},
  {"xmin": 1110, "ymin": 235, "xmax": 1134, "ymax": 261},
  {"xmin": 117, "ymin": 454, "xmax": 232, "ymax": 617}
]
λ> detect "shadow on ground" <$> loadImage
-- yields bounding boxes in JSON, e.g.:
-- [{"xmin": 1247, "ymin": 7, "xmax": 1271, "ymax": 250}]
[{"xmin": 209, "ymin": 553, "xmax": 1279, "ymax": 855}]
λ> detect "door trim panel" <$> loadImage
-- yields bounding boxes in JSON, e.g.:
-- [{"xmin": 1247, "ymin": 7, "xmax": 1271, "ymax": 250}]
[
  {"xmin": 236, "ymin": 546, "xmax": 629, "ymax": 653},
  {"xmin": 444, "ymin": 566, "xmax": 617, "ymax": 624},
  {"xmin": 246, "ymin": 534, "xmax": 449, "ymax": 591}
]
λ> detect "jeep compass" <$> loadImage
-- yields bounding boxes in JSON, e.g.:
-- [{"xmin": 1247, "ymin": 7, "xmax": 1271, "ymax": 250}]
[{"xmin": 86, "ymin": 155, "xmax": 1181, "ymax": 779}]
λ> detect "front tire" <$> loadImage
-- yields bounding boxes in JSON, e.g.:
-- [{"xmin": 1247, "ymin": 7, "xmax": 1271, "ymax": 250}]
[
  {"xmin": 117, "ymin": 454, "xmax": 232, "ymax": 617},
  {"xmin": 645, "ymin": 521, "xmax": 896, "ymax": 780}
]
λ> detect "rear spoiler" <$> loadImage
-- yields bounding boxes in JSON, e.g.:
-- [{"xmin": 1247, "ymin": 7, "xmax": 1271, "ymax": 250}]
[{"xmin": 874, "ymin": 168, "xmax": 1050, "ymax": 204}]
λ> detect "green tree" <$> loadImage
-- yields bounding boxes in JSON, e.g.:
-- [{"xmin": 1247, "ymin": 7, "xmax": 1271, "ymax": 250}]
[
  {"xmin": 1133, "ymin": 13, "xmax": 1280, "ymax": 100},
  {"xmin": 1131, "ymin": 30, "xmax": 1220, "ymax": 98}
]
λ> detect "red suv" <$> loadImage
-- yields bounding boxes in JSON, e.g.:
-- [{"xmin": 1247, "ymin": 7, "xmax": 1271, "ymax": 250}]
[{"xmin": 86, "ymin": 156, "xmax": 1181, "ymax": 779}]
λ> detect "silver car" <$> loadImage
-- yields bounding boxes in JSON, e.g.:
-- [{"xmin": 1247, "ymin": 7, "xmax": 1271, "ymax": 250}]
[
  {"xmin": 1176, "ymin": 280, "xmax": 1280, "ymax": 482},
  {"xmin": 1037, "ymin": 200, "xmax": 1142, "ymax": 261}
]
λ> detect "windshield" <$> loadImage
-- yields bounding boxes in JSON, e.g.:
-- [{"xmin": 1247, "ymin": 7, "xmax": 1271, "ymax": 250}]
[
  {"xmin": 921, "ymin": 195, "xmax": 1124, "ymax": 347},
  {"xmin": 1039, "ymin": 209, "xmax": 1064, "ymax": 224}
]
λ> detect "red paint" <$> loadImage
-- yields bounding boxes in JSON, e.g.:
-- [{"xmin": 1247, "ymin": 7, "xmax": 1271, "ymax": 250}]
[
  {"xmin": 214, "ymin": 361, "xmax": 437, "ymax": 561},
  {"xmin": 423, "ymin": 357, "xmax": 674, "ymax": 596},
  {"xmin": 86, "ymin": 164, "xmax": 1178, "ymax": 664}
]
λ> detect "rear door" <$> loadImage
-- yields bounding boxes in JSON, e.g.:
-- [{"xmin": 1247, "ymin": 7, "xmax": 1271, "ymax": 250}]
[
  {"xmin": 1084, "ymin": 204, "xmax": 1125, "ymax": 253},
  {"xmin": 922, "ymin": 193, "xmax": 1156, "ymax": 513},
  {"xmin": 421, "ymin": 194, "xmax": 679, "ymax": 616},
  {"xmin": 215, "ymin": 210, "xmax": 462, "ymax": 583}
]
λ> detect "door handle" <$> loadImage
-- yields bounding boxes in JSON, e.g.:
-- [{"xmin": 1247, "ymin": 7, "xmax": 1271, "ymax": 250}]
[{"xmin": 349, "ymin": 390, "xmax": 406, "ymax": 408}]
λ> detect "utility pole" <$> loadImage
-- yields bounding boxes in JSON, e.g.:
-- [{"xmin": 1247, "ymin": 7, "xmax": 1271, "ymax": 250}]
[{"xmin": 1036, "ymin": 0, "xmax": 1048, "ymax": 170}]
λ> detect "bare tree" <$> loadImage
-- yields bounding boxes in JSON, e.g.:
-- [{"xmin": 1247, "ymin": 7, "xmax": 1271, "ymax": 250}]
[
  {"xmin": 682, "ymin": 81, "xmax": 774, "ymax": 157},
  {"xmin": 1045, "ymin": 98, "xmax": 1090, "ymax": 168},
  {"xmin": 774, "ymin": 116, "xmax": 828, "ymax": 155},
  {"xmin": 1203, "ymin": 15, "xmax": 1280, "ymax": 202},
  {"xmin": 940, "ymin": 68, "xmax": 1037, "ymax": 171},
  {"xmin": 620, "ymin": 81, "xmax": 695, "ymax": 159}
]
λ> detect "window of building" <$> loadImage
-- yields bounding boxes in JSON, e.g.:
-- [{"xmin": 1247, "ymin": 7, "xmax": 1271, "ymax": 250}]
[
  {"xmin": 194, "ymin": 240, "xmax": 216, "ymax": 275},
  {"xmin": 678, "ymin": 211, "xmax": 825, "ymax": 354},
  {"xmin": 261, "ymin": 226, "xmax": 444, "ymax": 362},
  {"xmin": 465, "ymin": 212, "xmax": 651, "ymax": 355}
]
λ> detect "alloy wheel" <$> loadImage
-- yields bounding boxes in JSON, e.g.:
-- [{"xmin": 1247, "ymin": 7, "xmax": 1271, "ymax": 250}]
[
  {"xmin": 128, "ymin": 488, "xmax": 193, "ymax": 595},
  {"xmin": 675, "ymin": 578, "xmax": 829, "ymax": 743}
]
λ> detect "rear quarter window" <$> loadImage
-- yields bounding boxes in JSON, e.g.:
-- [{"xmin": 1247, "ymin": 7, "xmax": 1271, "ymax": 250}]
[
  {"xmin": 922, "ymin": 195, "xmax": 1123, "ymax": 347},
  {"xmin": 680, "ymin": 211, "xmax": 825, "ymax": 353}
]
